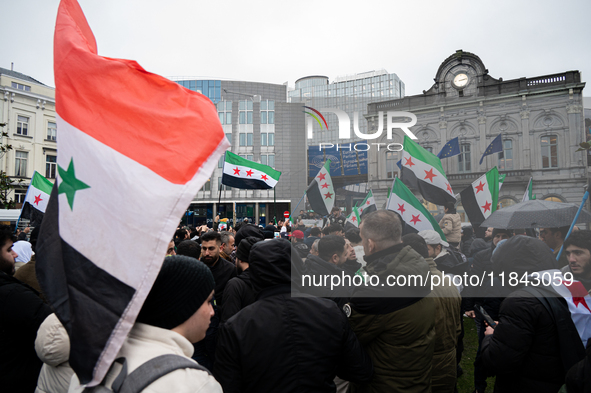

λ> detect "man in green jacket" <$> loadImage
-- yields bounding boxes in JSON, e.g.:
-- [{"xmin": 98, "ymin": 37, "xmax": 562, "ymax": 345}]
[{"xmin": 347, "ymin": 210, "xmax": 436, "ymax": 393}]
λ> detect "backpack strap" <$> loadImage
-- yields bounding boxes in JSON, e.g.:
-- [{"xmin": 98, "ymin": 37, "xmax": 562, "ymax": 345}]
[
  {"xmin": 521, "ymin": 286, "xmax": 586, "ymax": 371},
  {"xmin": 114, "ymin": 354, "xmax": 211, "ymax": 393}
]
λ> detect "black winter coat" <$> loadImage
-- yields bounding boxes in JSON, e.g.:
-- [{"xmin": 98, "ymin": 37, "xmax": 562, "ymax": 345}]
[
  {"xmin": 214, "ymin": 239, "xmax": 373, "ymax": 393},
  {"xmin": 0, "ymin": 272, "xmax": 52, "ymax": 393},
  {"xmin": 304, "ymin": 254, "xmax": 351, "ymax": 308},
  {"xmin": 480, "ymin": 292, "xmax": 566, "ymax": 393},
  {"xmin": 220, "ymin": 268, "xmax": 256, "ymax": 324}
]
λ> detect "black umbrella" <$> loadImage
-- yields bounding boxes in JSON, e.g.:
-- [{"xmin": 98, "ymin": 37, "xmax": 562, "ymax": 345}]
[{"xmin": 480, "ymin": 199, "xmax": 591, "ymax": 229}]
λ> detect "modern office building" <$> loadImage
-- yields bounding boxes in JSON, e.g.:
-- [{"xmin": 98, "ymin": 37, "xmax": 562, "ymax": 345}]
[
  {"xmin": 173, "ymin": 78, "xmax": 307, "ymax": 226},
  {"xmin": 364, "ymin": 50, "xmax": 587, "ymax": 220},
  {"xmin": 0, "ymin": 67, "xmax": 57, "ymax": 207}
]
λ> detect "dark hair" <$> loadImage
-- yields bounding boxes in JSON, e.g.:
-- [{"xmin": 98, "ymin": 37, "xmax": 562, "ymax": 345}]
[
  {"xmin": 444, "ymin": 202, "xmax": 456, "ymax": 214},
  {"xmin": 174, "ymin": 228, "xmax": 187, "ymax": 240},
  {"xmin": 322, "ymin": 226, "xmax": 331, "ymax": 236},
  {"xmin": 175, "ymin": 240, "xmax": 201, "ymax": 260},
  {"xmin": 318, "ymin": 235, "xmax": 346, "ymax": 261},
  {"xmin": 549, "ymin": 226, "xmax": 571, "ymax": 240},
  {"xmin": 402, "ymin": 233, "xmax": 429, "ymax": 258},
  {"xmin": 234, "ymin": 222, "xmax": 244, "ymax": 233},
  {"xmin": 345, "ymin": 228, "xmax": 362, "ymax": 244},
  {"xmin": 310, "ymin": 227, "xmax": 322, "ymax": 237},
  {"xmin": 361, "ymin": 210, "xmax": 402, "ymax": 246},
  {"xmin": 331, "ymin": 206, "xmax": 340, "ymax": 213},
  {"xmin": 200, "ymin": 231, "xmax": 221, "ymax": 244},
  {"xmin": 327, "ymin": 224, "xmax": 344, "ymax": 234},
  {"xmin": 0, "ymin": 225, "xmax": 15, "ymax": 249},
  {"xmin": 563, "ymin": 230, "xmax": 591, "ymax": 255}
]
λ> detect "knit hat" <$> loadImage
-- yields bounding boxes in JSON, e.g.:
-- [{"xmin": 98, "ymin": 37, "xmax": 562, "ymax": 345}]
[
  {"xmin": 234, "ymin": 224, "xmax": 265, "ymax": 248},
  {"xmin": 492, "ymin": 228, "xmax": 513, "ymax": 238},
  {"xmin": 136, "ymin": 255, "xmax": 215, "ymax": 329},
  {"xmin": 263, "ymin": 224, "xmax": 276, "ymax": 239},
  {"xmin": 235, "ymin": 236, "xmax": 262, "ymax": 263}
]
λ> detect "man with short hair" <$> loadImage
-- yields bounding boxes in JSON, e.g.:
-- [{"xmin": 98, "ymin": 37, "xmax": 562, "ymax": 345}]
[
  {"xmin": 540, "ymin": 226, "xmax": 570, "ymax": 267},
  {"xmin": 562, "ymin": 230, "xmax": 591, "ymax": 284},
  {"xmin": 199, "ymin": 231, "xmax": 236, "ymax": 310},
  {"xmin": 290, "ymin": 230, "xmax": 310, "ymax": 258},
  {"xmin": 305, "ymin": 235, "xmax": 350, "ymax": 306},
  {"xmin": 326, "ymin": 223, "xmax": 345, "ymax": 238},
  {"xmin": 219, "ymin": 231, "xmax": 236, "ymax": 264},
  {"xmin": 304, "ymin": 227, "xmax": 322, "ymax": 248},
  {"xmin": 0, "ymin": 226, "xmax": 52, "ymax": 393},
  {"xmin": 329, "ymin": 207, "xmax": 346, "ymax": 227},
  {"xmin": 347, "ymin": 210, "xmax": 435, "ymax": 392}
]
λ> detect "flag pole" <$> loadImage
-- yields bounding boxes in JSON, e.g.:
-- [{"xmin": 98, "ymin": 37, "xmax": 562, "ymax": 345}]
[
  {"xmin": 556, "ymin": 190, "xmax": 589, "ymax": 261},
  {"xmin": 288, "ymin": 190, "xmax": 306, "ymax": 221},
  {"xmin": 274, "ymin": 187, "xmax": 277, "ymax": 225}
]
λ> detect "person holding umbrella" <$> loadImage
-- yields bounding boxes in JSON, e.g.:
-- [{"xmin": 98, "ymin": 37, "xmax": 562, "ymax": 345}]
[{"xmin": 539, "ymin": 226, "xmax": 570, "ymax": 268}]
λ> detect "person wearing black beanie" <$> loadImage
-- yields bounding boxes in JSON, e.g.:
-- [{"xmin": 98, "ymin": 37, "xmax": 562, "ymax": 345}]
[{"xmin": 91, "ymin": 255, "xmax": 222, "ymax": 393}]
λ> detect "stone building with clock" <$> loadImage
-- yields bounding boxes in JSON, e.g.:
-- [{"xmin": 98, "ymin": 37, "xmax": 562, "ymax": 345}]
[{"xmin": 365, "ymin": 50, "xmax": 587, "ymax": 221}]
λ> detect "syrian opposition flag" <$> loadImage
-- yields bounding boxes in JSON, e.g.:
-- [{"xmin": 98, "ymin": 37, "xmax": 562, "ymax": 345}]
[
  {"xmin": 345, "ymin": 206, "xmax": 360, "ymax": 230},
  {"xmin": 358, "ymin": 190, "xmax": 377, "ymax": 217},
  {"xmin": 400, "ymin": 136, "xmax": 456, "ymax": 206},
  {"xmin": 19, "ymin": 171, "xmax": 53, "ymax": 226},
  {"xmin": 499, "ymin": 174, "xmax": 506, "ymax": 192},
  {"xmin": 35, "ymin": 0, "xmax": 230, "ymax": 387},
  {"xmin": 459, "ymin": 167, "xmax": 499, "ymax": 229},
  {"xmin": 522, "ymin": 177, "xmax": 536, "ymax": 202},
  {"xmin": 307, "ymin": 160, "xmax": 334, "ymax": 216},
  {"xmin": 386, "ymin": 178, "xmax": 447, "ymax": 240},
  {"xmin": 222, "ymin": 151, "xmax": 281, "ymax": 189}
]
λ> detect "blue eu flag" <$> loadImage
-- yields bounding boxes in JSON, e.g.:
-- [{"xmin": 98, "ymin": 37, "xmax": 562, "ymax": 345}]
[
  {"xmin": 479, "ymin": 134, "xmax": 503, "ymax": 165},
  {"xmin": 437, "ymin": 137, "xmax": 461, "ymax": 159}
]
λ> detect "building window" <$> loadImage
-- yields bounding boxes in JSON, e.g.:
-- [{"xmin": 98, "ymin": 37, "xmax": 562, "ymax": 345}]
[
  {"xmin": 239, "ymin": 100, "xmax": 253, "ymax": 124},
  {"xmin": 15, "ymin": 151, "xmax": 27, "ymax": 177},
  {"xmin": 498, "ymin": 140, "xmax": 513, "ymax": 170},
  {"xmin": 260, "ymin": 100, "xmax": 275, "ymax": 124},
  {"xmin": 424, "ymin": 146, "xmax": 433, "ymax": 154},
  {"xmin": 46, "ymin": 155, "xmax": 57, "ymax": 179},
  {"xmin": 14, "ymin": 191, "xmax": 26, "ymax": 204},
  {"xmin": 239, "ymin": 154, "xmax": 253, "ymax": 161},
  {"xmin": 225, "ymin": 133, "xmax": 232, "ymax": 143},
  {"xmin": 261, "ymin": 132, "xmax": 275, "ymax": 146},
  {"xmin": 386, "ymin": 151, "xmax": 398, "ymax": 178},
  {"xmin": 17, "ymin": 116, "xmax": 28, "ymax": 136},
  {"xmin": 458, "ymin": 144, "xmax": 471, "ymax": 173},
  {"xmin": 217, "ymin": 101, "xmax": 232, "ymax": 125},
  {"xmin": 261, "ymin": 154, "xmax": 275, "ymax": 168},
  {"xmin": 201, "ymin": 179, "xmax": 211, "ymax": 192},
  {"xmin": 541, "ymin": 135, "xmax": 558, "ymax": 168},
  {"xmin": 11, "ymin": 82, "xmax": 31, "ymax": 91},
  {"xmin": 499, "ymin": 197, "xmax": 517, "ymax": 208},
  {"xmin": 239, "ymin": 133, "xmax": 253, "ymax": 146},
  {"xmin": 47, "ymin": 122, "xmax": 57, "ymax": 141}
]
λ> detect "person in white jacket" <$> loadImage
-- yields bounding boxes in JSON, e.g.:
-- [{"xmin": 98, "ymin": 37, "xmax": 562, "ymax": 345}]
[
  {"xmin": 68, "ymin": 255, "xmax": 222, "ymax": 393},
  {"xmin": 35, "ymin": 313, "xmax": 74, "ymax": 393}
]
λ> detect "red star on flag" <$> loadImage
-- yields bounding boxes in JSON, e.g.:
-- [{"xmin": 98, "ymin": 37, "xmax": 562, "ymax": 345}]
[
  {"xmin": 481, "ymin": 201, "xmax": 492, "ymax": 213},
  {"xmin": 404, "ymin": 157, "xmax": 415, "ymax": 167},
  {"xmin": 324, "ymin": 191, "xmax": 333, "ymax": 199},
  {"xmin": 366, "ymin": 200, "xmax": 371, "ymax": 205},
  {"xmin": 317, "ymin": 172, "xmax": 326, "ymax": 181},
  {"xmin": 446, "ymin": 183, "xmax": 453, "ymax": 193},
  {"xmin": 261, "ymin": 174, "xmax": 268, "ymax": 181},
  {"xmin": 475, "ymin": 181, "xmax": 486, "ymax": 194},
  {"xmin": 410, "ymin": 214, "xmax": 421, "ymax": 225},
  {"xmin": 565, "ymin": 281, "xmax": 591, "ymax": 312},
  {"xmin": 351, "ymin": 216, "xmax": 357, "ymax": 222},
  {"xmin": 34, "ymin": 194, "xmax": 43, "ymax": 205},
  {"xmin": 424, "ymin": 168, "xmax": 437, "ymax": 183},
  {"xmin": 233, "ymin": 167, "xmax": 240, "ymax": 175},
  {"xmin": 397, "ymin": 204, "xmax": 406, "ymax": 215},
  {"xmin": 321, "ymin": 183, "xmax": 329, "ymax": 189},
  {"xmin": 246, "ymin": 169, "xmax": 254, "ymax": 177}
]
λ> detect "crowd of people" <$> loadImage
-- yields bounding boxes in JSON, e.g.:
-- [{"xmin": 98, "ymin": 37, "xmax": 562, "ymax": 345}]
[{"xmin": 1, "ymin": 205, "xmax": 590, "ymax": 393}]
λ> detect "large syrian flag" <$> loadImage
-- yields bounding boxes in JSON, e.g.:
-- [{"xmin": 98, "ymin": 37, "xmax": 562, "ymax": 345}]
[
  {"xmin": 19, "ymin": 171, "xmax": 53, "ymax": 226},
  {"xmin": 221, "ymin": 151, "xmax": 281, "ymax": 189},
  {"xmin": 35, "ymin": 0, "xmax": 229, "ymax": 387},
  {"xmin": 400, "ymin": 136, "xmax": 456, "ymax": 206},
  {"xmin": 459, "ymin": 167, "xmax": 499, "ymax": 229},
  {"xmin": 358, "ymin": 190, "xmax": 377, "ymax": 218},
  {"xmin": 345, "ymin": 206, "xmax": 360, "ymax": 230},
  {"xmin": 522, "ymin": 177, "xmax": 536, "ymax": 202},
  {"xmin": 386, "ymin": 178, "xmax": 447, "ymax": 240},
  {"xmin": 307, "ymin": 160, "xmax": 334, "ymax": 216}
]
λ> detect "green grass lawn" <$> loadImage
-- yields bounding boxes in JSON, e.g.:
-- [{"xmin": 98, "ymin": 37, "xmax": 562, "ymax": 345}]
[{"xmin": 457, "ymin": 317, "xmax": 495, "ymax": 393}]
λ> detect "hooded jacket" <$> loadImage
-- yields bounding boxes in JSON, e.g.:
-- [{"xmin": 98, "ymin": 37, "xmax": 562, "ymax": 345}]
[
  {"xmin": 347, "ymin": 243, "xmax": 436, "ymax": 393},
  {"xmin": 220, "ymin": 268, "xmax": 256, "ymax": 324},
  {"xmin": 480, "ymin": 236, "xmax": 575, "ymax": 393},
  {"xmin": 35, "ymin": 314, "xmax": 74, "ymax": 393},
  {"xmin": 214, "ymin": 239, "xmax": 373, "ymax": 393},
  {"xmin": 439, "ymin": 213, "xmax": 461, "ymax": 243}
]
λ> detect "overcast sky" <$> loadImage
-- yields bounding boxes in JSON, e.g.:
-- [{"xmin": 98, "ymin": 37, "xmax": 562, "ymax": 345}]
[{"xmin": 2, "ymin": 0, "xmax": 590, "ymax": 97}]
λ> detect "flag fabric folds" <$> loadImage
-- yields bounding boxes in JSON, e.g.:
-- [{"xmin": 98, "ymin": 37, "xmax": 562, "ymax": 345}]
[
  {"xmin": 345, "ymin": 206, "xmax": 360, "ymax": 230},
  {"xmin": 19, "ymin": 171, "xmax": 53, "ymax": 226},
  {"xmin": 358, "ymin": 190, "xmax": 377, "ymax": 217},
  {"xmin": 36, "ymin": 0, "xmax": 230, "ymax": 386},
  {"xmin": 307, "ymin": 160, "xmax": 334, "ymax": 216},
  {"xmin": 437, "ymin": 137, "xmax": 461, "ymax": 159},
  {"xmin": 221, "ymin": 151, "xmax": 281, "ymax": 189},
  {"xmin": 459, "ymin": 167, "xmax": 500, "ymax": 229},
  {"xmin": 522, "ymin": 177, "xmax": 536, "ymax": 202},
  {"xmin": 386, "ymin": 178, "xmax": 447, "ymax": 240},
  {"xmin": 479, "ymin": 134, "xmax": 503, "ymax": 165},
  {"xmin": 400, "ymin": 136, "xmax": 456, "ymax": 206},
  {"xmin": 499, "ymin": 174, "xmax": 506, "ymax": 192}
]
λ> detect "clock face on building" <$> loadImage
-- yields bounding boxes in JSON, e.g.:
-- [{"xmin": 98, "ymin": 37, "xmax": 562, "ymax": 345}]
[{"xmin": 453, "ymin": 73, "xmax": 469, "ymax": 89}]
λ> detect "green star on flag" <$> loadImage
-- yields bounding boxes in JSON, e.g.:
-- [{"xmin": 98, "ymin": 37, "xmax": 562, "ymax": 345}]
[{"xmin": 58, "ymin": 158, "xmax": 90, "ymax": 210}]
